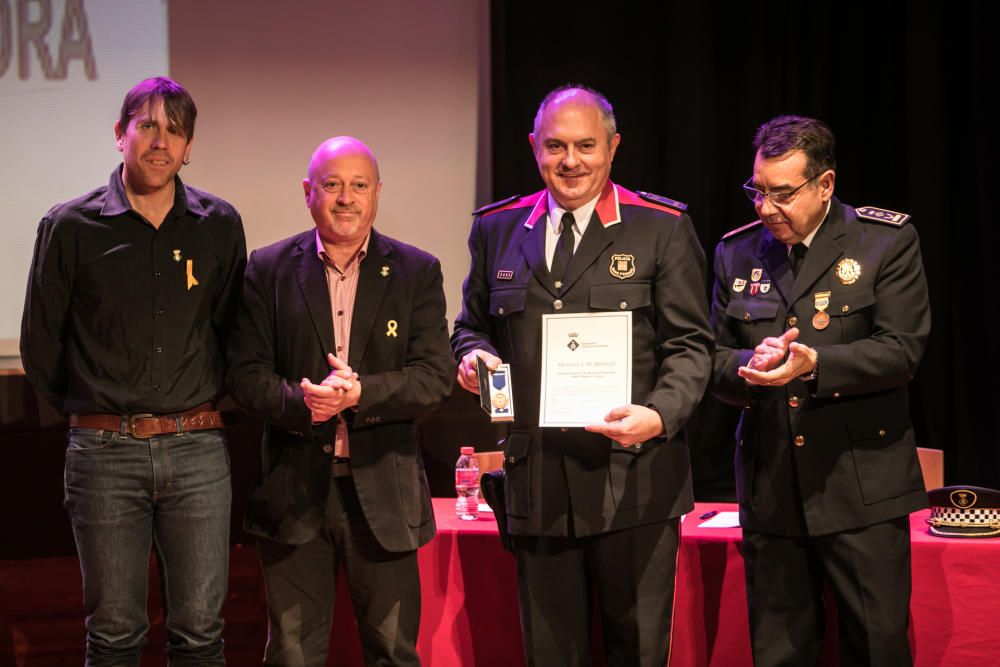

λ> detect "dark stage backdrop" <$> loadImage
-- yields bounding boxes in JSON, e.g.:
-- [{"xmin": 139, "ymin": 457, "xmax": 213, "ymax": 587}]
[{"xmin": 489, "ymin": 1, "xmax": 999, "ymax": 492}]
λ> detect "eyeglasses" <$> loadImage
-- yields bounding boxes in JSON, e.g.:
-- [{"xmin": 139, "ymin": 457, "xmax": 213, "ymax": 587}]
[{"xmin": 742, "ymin": 174, "xmax": 819, "ymax": 207}]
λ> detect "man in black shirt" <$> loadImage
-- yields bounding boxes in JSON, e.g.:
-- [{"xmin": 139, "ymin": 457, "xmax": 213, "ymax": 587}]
[{"xmin": 20, "ymin": 77, "xmax": 246, "ymax": 665}]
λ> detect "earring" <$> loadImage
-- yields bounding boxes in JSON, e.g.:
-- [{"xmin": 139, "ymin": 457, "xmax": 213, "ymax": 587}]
[{"xmin": 183, "ymin": 158, "xmax": 191, "ymax": 165}]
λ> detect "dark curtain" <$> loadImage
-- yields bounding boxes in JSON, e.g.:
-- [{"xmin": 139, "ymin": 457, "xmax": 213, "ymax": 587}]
[{"xmin": 490, "ymin": 1, "xmax": 999, "ymax": 494}]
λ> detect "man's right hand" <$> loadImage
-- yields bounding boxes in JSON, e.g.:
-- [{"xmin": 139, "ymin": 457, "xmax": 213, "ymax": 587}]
[
  {"xmin": 457, "ymin": 349, "xmax": 502, "ymax": 395},
  {"xmin": 746, "ymin": 328, "xmax": 800, "ymax": 372}
]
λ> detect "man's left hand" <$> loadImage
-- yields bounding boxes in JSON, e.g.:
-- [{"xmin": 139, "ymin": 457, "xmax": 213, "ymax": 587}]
[
  {"xmin": 585, "ymin": 404, "xmax": 665, "ymax": 447},
  {"xmin": 738, "ymin": 341, "xmax": 818, "ymax": 387}
]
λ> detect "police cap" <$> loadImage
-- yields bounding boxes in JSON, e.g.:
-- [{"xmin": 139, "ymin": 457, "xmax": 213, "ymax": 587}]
[{"xmin": 926, "ymin": 486, "xmax": 1000, "ymax": 538}]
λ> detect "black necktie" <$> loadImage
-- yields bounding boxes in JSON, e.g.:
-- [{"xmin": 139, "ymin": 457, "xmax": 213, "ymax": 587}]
[
  {"xmin": 551, "ymin": 211, "xmax": 575, "ymax": 285},
  {"xmin": 789, "ymin": 243, "xmax": 808, "ymax": 277}
]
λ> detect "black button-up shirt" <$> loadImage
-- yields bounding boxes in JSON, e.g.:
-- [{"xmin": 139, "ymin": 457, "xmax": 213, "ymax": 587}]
[{"xmin": 21, "ymin": 165, "xmax": 247, "ymax": 415}]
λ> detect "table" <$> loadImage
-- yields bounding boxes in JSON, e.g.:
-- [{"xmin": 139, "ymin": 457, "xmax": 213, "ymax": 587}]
[
  {"xmin": 3, "ymin": 500, "xmax": 996, "ymax": 665},
  {"xmin": 406, "ymin": 500, "xmax": 999, "ymax": 666}
]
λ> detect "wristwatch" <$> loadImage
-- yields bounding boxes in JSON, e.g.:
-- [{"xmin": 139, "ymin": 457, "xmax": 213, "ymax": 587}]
[{"xmin": 799, "ymin": 357, "xmax": 818, "ymax": 383}]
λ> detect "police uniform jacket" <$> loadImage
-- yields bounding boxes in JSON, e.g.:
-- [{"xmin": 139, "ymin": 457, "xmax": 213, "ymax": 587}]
[
  {"xmin": 711, "ymin": 198, "xmax": 930, "ymax": 536},
  {"xmin": 227, "ymin": 228, "xmax": 454, "ymax": 551},
  {"xmin": 452, "ymin": 181, "xmax": 713, "ymax": 538}
]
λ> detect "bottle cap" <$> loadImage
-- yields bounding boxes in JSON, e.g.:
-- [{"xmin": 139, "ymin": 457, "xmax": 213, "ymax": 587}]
[{"xmin": 460, "ymin": 446, "xmax": 475, "ymax": 455}]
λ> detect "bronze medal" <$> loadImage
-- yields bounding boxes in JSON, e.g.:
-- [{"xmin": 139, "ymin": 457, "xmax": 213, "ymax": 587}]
[{"xmin": 812, "ymin": 291, "xmax": 831, "ymax": 330}]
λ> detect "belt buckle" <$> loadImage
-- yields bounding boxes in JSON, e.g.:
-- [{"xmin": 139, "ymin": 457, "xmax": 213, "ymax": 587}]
[{"xmin": 128, "ymin": 413, "xmax": 155, "ymax": 439}]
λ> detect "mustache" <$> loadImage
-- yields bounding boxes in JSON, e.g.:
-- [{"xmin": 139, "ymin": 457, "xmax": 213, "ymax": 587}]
[{"xmin": 330, "ymin": 206, "xmax": 360, "ymax": 214}]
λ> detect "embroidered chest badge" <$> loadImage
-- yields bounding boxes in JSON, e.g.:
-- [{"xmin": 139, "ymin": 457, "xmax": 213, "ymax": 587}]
[{"xmin": 609, "ymin": 253, "xmax": 635, "ymax": 280}]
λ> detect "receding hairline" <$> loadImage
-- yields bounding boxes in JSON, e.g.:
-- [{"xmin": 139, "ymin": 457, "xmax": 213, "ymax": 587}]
[
  {"xmin": 307, "ymin": 137, "xmax": 381, "ymax": 182},
  {"xmin": 533, "ymin": 85, "xmax": 617, "ymax": 142}
]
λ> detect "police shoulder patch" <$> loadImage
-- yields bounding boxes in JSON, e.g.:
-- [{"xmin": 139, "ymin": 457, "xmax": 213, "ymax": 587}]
[
  {"xmin": 636, "ymin": 191, "xmax": 688, "ymax": 211},
  {"xmin": 721, "ymin": 219, "xmax": 763, "ymax": 241},
  {"xmin": 471, "ymin": 194, "xmax": 522, "ymax": 216},
  {"xmin": 855, "ymin": 206, "xmax": 911, "ymax": 226}
]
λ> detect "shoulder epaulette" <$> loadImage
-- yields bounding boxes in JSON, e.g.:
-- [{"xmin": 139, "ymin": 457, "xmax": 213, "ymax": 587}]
[
  {"xmin": 721, "ymin": 219, "xmax": 763, "ymax": 240},
  {"xmin": 636, "ymin": 191, "xmax": 688, "ymax": 211},
  {"xmin": 855, "ymin": 206, "xmax": 910, "ymax": 226},
  {"xmin": 471, "ymin": 194, "xmax": 522, "ymax": 216}
]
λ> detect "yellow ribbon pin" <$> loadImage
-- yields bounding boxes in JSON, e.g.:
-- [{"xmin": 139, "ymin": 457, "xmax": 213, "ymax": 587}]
[
  {"xmin": 186, "ymin": 260, "xmax": 199, "ymax": 290},
  {"xmin": 386, "ymin": 320, "xmax": 398, "ymax": 337}
]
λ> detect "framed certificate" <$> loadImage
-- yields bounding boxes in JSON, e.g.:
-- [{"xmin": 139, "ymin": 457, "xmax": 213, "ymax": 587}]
[{"xmin": 539, "ymin": 311, "xmax": 632, "ymax": 427}]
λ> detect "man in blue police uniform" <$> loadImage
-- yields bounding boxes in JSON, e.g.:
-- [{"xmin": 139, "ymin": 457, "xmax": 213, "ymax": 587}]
[
  {"xmin": 452, "ymin": 84, "xmax": 713, "ymax": 666},
  {"xmin": 711, "ymin": 115, "xmax": 930, "ymax": 666}
]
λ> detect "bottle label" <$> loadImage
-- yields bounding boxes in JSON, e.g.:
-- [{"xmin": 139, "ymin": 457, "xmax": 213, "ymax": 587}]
[{"xmin": 455, "ymin": 468, "xmax": 479, "ymax": 488}]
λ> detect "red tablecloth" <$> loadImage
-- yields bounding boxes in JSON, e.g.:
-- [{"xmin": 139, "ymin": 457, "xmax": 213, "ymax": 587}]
[{"xmin": 384, "ymin": 500, "xmax": 996, "ymax": 666}]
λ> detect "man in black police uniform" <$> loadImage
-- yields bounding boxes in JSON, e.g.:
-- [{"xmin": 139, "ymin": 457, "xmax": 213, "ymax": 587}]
[
  {"xmin": 452, "ymin": 84, "xmax": 713, "ymax": 666},
  {"xmin": 711, "ymin": 115, "xmax": 930, "ymax": 665},
  {"xmin": 21, "ymin": 77, "xmax": 246, "ymax": 664}
]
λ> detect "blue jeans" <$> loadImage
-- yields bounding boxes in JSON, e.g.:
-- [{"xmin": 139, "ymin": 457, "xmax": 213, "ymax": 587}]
[{"xmin": 63, "ymin": 427, "xmax": 231, "ymax": 665}]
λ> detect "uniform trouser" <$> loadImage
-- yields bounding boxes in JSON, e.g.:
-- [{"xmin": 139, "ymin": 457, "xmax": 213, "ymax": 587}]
[
  {"xmin": 257, "ymin": 472, "xmax": 421, "ymax": 667},
  {"xmin": 64, "ymin": 427, "xmax": 231, "ymax": 666},
  {"xmin": 513, "ymin": 517, "xmax": 680, "ymax": 667},
  {"xmin": 743, "ymin": 517, "xmax": 913, "ymax": 667}
]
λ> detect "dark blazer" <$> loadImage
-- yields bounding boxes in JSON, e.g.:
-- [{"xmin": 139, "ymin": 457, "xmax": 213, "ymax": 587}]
[
  {"xmin": 711, "ymin": 198, "xmax": 930, "ymax": 536},
  {"xmin": 227, "ymin": 228, "xmax": 454, "ymax": 552},
  {"xmin": 452, "ymin": 181, "xmax": 713, "ymax": 538}
]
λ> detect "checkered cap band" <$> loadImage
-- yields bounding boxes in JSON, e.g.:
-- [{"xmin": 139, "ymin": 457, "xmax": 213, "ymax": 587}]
[{"xmin": 929, "ymin": 506, "xmax": 1000, "ymax": 525}]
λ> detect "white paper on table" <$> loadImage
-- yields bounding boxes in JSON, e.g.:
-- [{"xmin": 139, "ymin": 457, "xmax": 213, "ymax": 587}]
[{"xmin": 698, "ymin": 511, "xmax": 741, "ymax": 528}]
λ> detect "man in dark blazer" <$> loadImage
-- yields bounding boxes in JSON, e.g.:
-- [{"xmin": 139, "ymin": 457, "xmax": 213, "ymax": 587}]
[
  {"xmin": 227, "ymin": 136, "xmax": 454, "ymax": 665},
  {"xmin": 711, "ymin": 115, "xmax": 930, "ymax": 666},
  {"xmin": 451, "ymin": 85, "xmax": 713, "ymax": 666}
]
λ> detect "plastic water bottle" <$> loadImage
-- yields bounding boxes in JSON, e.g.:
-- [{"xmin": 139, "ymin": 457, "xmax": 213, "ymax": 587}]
[{"xmin": 455, "ymin": 446, "xmax": 480, "ymax": 520}]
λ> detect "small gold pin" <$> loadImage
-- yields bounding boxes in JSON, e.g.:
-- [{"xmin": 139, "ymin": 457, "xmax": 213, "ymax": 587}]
[
  {"xmin": 173, "ymin": 249, "xmax": 182, "ymax": 262},
  {"xmin": 386, "ymin": 320, "xmax": 398, "ymax": 337},
  {"xmin": 381, "ymin": 266, "xmax": 390, "ymax": 277}
]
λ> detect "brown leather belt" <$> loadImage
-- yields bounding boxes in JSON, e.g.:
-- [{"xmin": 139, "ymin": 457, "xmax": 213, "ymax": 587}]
[{"xmin": 69, "ymin": 403, "xmax": 224, "ymax": 439}]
